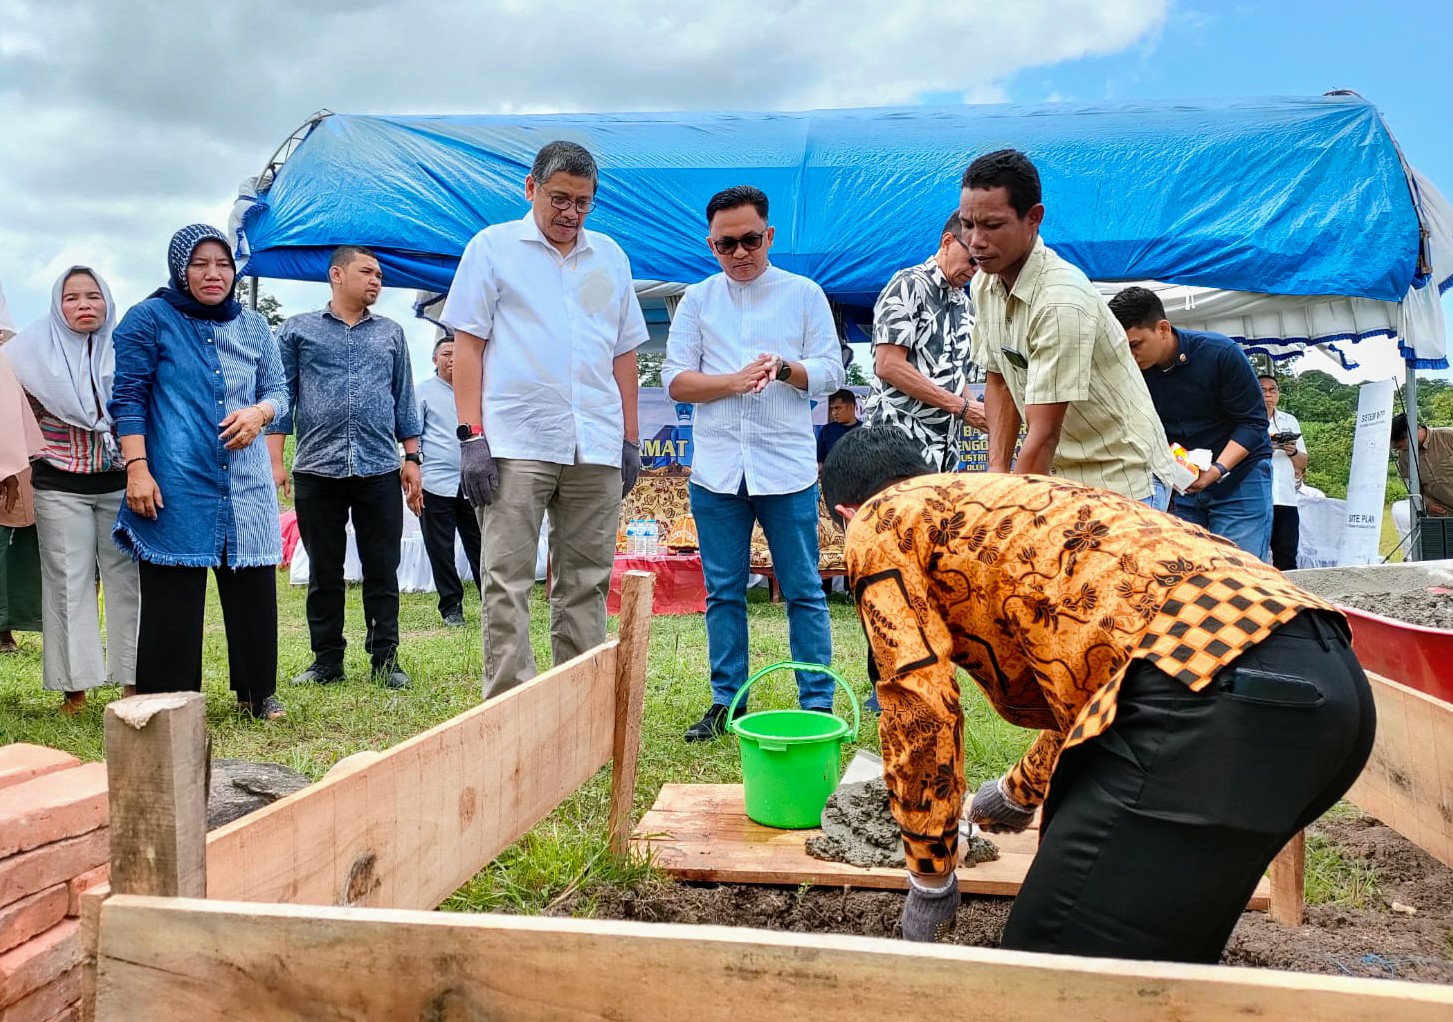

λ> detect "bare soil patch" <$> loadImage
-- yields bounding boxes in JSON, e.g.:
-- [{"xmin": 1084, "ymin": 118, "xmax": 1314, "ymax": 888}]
[{"xmin": 558, "ymin": 811, "xmax": 1453, "ymax": 983}]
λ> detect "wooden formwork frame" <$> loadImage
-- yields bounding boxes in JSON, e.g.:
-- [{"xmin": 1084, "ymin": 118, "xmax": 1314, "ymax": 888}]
[{"xmin": 84, "ymin": 573, "xmax": 1453, "ymax": 1019}]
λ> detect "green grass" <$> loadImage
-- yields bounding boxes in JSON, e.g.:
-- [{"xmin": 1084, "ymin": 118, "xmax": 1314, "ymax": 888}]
[
  {"xmin": 0, "ymin": 580, "xmax": 1033, "ymax": 914},
  {"xmin": 1304, "ymin": 832, "xmax": 1382, "ymax": 909}
]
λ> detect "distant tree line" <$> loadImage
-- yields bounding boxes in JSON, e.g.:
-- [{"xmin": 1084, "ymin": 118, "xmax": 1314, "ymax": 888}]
[{"xmin": 1273, "ymin": 361, "xmax": 1453, "ymax": 502}]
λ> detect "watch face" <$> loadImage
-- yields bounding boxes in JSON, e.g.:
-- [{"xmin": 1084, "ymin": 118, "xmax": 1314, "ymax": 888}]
[
  {"xmin": 776, "ymin": 362, "xmax": 792, "ymax": 381},
  {"xmin": 456, "ymin": 424, "xmax": 474, "ymax": 441}
]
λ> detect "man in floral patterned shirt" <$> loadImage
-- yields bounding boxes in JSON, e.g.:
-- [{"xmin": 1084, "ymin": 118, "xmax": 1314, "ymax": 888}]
[
  {"xmin": 822, "ymin": 426, "xmax": 1374, "ymax": 962},
  {"xmin": 865, "ymin": 212, "xmax": 985, "ymax": 472}
]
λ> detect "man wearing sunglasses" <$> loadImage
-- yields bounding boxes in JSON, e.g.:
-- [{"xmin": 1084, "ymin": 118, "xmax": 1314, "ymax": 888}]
[
  {"xmin": 865, "ymin": 211, "xmax": 985, "ymax": 473},
  {"xmin": 663, "ymin": 185, "xmax": 845, "ymax": 741},
  {"xmin": 440, "ymin": 140, "xmax": 649, "ymax": 699}
]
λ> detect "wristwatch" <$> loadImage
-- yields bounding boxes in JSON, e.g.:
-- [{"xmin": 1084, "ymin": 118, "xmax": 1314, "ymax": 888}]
[
  {"xmin": 1211, "ymin": 460, "xmax": 1229, "ymax": 482},
  {"xmin": 404, "ymin": 452, "xmax": 423, "ymax": 465},
  {"xmin": 456, "ymin": 423, "xmax": 483, "ymax": 441},
  {"xmin": 775, "ymin": 360, "xmax": 793, "ymax": 383}
]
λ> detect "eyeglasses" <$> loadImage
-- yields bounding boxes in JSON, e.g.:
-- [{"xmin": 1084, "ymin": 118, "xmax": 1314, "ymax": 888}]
[
  {"xmin": 546, "ymin": 193, "xmax": 595, "ymax": 213},
  {"xmin": 711, "ymin": 231, "xmax": 767, "ymax": 256}
]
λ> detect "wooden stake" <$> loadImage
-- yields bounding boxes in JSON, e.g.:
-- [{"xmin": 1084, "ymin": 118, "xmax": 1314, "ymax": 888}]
[
  {"xmin": 609, "ymin": 570, "xmax": 654, "ymax": 858},
  {"xmin": 103, "ymin": 693, "xmax": 208, "ymax": 898},
  {"xmin": 1269, "ymin": 830, "xmax": 1305, "ymax": 927}
]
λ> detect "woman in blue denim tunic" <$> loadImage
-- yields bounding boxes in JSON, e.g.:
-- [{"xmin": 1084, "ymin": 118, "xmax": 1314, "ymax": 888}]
[{"xmin": 109, "ymin": 225, "xmax": 290, "ymax": 720}]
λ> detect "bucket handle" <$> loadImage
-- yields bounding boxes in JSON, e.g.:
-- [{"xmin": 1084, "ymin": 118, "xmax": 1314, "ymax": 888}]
[{"xmin": 726, "ymin": 661, "xmax": 861, "ymax": 741}]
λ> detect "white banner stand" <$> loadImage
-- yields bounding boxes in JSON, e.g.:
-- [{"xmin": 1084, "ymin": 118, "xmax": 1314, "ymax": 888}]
[{"xmin": 1337, "ymin": 379, "xmax": 1396, "ymax": 566}]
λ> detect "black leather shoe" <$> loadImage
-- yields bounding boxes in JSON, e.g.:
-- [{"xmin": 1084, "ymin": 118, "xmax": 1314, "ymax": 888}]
[
  {"xmin": 291, "ymin": 664, "xmax": 344, "ymax": 686},
  {"xmin": 683, "ymin": 702, "xmax": 746, "ymax": 742},
  {"xmin": 374, "ymin": 664, "xmax": 411, "ymax": 690},
  {"xmin": 241, "ymin": 695, "xmax": 286, "ymax": 721},
  {"xmin": 442, "ymin": 611, "xmax": 467, "ymax": 628}
]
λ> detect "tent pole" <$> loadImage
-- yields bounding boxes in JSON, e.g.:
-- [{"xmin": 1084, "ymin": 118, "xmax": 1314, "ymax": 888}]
[
  {"xmin": 248, "ymin": 276, "xmax": 260, "ymax": 311},
  {"xmin": 1407, "ymin": 362, "xmax": 1421, "ymax": 513}
]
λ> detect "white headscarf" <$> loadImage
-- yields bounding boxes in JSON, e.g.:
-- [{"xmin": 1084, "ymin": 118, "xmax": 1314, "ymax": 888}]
[{"xmin": 5, "ymin": 266, "xmax": 117, "ymax": 433}]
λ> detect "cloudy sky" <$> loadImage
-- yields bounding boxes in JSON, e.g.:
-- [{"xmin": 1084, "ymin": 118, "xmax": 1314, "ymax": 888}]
[{"xmin": 2, "ymin": 0, "xmax": 1449, "ymax": 382}]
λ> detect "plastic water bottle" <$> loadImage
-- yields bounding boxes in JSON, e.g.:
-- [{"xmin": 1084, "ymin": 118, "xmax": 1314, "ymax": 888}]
[
  {"xmin": 626, "ymin": 519, "xmax": 640, "ymax": 555},
  {"xmin": 644, "ymin": 519, "xmax": 660, "ymax": 556}
]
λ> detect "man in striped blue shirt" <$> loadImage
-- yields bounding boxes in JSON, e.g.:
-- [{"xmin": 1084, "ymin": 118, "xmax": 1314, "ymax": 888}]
[{"xmin": 663, "ymin": 186, "xmax": 845, "ymax": 742}]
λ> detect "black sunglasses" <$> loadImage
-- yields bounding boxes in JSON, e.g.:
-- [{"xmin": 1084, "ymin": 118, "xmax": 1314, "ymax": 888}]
[{"xmin": 711, "ymin": 231, "xmax": 767, "ymax": 256}]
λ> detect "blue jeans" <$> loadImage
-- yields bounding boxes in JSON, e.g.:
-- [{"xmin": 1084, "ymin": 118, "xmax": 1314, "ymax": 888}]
[
  {"xmin": 1170, "ymin": 459, "xmax": 1273, "ymax": 561},
  {"xmin": 1140, "ymin": 475, "xmax": 1172, "ymax": 512},
  {"xmin": 689, "ymin": 481, "xmax": 834, "ymax": 709}
]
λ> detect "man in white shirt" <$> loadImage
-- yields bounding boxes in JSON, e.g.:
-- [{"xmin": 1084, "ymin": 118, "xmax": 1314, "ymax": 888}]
[
  {"xmin": 1260, "ymin": 374, "xmax": 1308, "ymax": 570},
  {"xmin": 663, "ymin": 185, "xmax": 845, "ymax": 741},
  {"xmin": 440, "ymin": 140, "xmax": 649, "ymax": 698},
  {"xmin": 415, "ymin": 335, "xmax": 481, "ymax": 627}
]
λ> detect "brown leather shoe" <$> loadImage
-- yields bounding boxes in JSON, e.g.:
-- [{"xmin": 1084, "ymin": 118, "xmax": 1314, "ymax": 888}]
[{"xmin": 60, "ymin": 691, "xmax": 87, "ymax": 715}]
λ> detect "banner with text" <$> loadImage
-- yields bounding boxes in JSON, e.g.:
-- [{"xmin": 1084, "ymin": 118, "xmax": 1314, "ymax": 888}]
[{"xmin": 1337, "ymin": 378, "xmax": 1395, "ymax": 566}]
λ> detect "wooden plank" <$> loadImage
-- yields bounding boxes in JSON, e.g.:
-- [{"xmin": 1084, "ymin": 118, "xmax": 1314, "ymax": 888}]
[
  {"xmin": 634, "ymin": 784, "xmax": 1271, "ymax": 909},
  {"xmin": 95, "ymin": 896, "xmax": 1453, "ymax": 1022},
  {"xmin": 609, "ymin": 570, "xmax": 654, "ymax": 857},
  {"xmin": 77, "ymin": 883, "xmax": 108, "ymax": 1022},
  {"xmin": 102, "ymin": 693, "xmax": 207, "ymax": 898},
  {"xmin": 203, "ymin": 644, "xmax": 619, "ymax": 909},
  {"xmin": 1269, "ymin": 831, "xmax": 1305, "ymax": 926},
  {"xmin": 1347, "ymin": 670, "xmax": 1453, "ymax": 869}
]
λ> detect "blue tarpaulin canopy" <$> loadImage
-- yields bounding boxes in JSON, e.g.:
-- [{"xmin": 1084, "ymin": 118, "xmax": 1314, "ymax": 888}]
[{"xmin": 233, "ymin": 94, "xmax": 1451, "ymax": 362}]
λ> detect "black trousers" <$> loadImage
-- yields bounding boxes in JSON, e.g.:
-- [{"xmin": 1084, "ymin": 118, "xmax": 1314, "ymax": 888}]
[
  {"xmin": 1001, "ymin": 610, "xmax": 1375, "ymax": 964},
  {"xmin": 294, "ymin": 471, "xmax": 403, "ymax": 670},
  {"xmin": 421, "ymin": 488, "xmax": 482, "ymax": 616},
  {"xmin": 1271, "ymin": 504, "xmax": 1300, "ymax": 570},
  {"xmin": 135, "ymin": 558, "xmax": 277, "ymax": 704}
]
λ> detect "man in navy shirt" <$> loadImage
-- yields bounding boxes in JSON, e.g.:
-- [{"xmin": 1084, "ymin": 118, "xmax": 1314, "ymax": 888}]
[
  {"xmin": 816, "ymin": 389, "xmax": 861, "ymax": 464},
  {"xmin": 268, "ymin": 246, "xmax": 422, "ymax": 690},
  {"xmin": 1109, "ymin": 287, "xmax": 1272, "ymax": 560}
]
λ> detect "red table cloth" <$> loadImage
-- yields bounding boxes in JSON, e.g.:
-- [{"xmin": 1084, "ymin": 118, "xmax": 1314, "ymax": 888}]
[{"xmin": 608, "ymin": 553, "xmax": 706, "ymax": 615}]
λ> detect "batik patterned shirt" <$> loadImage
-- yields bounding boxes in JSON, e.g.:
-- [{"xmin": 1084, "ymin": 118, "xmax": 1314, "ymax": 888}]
[
  {"xmin": 865, "ymin": 258, "xmax": 980, "ymax": 471},
  {"xmin": 845, "ymin": 472, "xmax": 1339, "ymax": 874}
]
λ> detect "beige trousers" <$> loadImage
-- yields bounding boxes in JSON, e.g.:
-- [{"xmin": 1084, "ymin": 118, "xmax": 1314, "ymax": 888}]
[
  {"xmin": 32, "ymin": 487, "xmax": 139, "ymax": 691},
  {"xmin": 477, "ymin": 458, "xmax": 621, "ymax": 698}
]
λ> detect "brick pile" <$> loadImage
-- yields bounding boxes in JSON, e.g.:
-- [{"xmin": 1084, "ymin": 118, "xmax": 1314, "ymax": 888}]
[{"xmin": 0, "ymin": 745, "xmax": 108, "ymax": 1022}]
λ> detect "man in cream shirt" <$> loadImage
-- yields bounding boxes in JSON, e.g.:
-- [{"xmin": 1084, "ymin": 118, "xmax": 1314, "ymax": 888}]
[
  {"xmin": 441, "ymin": 140, "xmax": 649, "ymax": 698},
  {"xmin": 962, "ymin": 149, "xmax": 1174, "ymax": 506},
  {"xmin": 663, "ymin": 185, "xmax": 845, "ymax": 742}
]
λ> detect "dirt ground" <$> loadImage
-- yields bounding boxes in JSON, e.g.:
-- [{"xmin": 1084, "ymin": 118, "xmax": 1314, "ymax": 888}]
[{"xmin": 557, "ymin": 810, "xmax": 1453, "ymax": 984}]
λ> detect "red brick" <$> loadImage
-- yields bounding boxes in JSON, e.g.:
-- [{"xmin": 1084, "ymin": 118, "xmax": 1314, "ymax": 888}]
[
  {"xmin": 0, "ymin": 887, "xmax": 66, "ymax": 957},
  {"xmin": 61, "ymin": 869, "xmax": 105, "ymax": 922},
  {"xmin": 1, "ymin": 965, "xmax": 79, "ymax": 1022},
  {"xmin": 0, "ymin": 831, "xmax": 108, "ymax": 912},
  {"xmin": 0, "ymin": 749, "xmax": 80, "ymax": 796},
  {"xmin": 0, "ymin": 766, "xmax": 108, "ymax": 859},
  {"xmin": 0, "ymin": 919, "xmax": 80, "ymax": 1006}
]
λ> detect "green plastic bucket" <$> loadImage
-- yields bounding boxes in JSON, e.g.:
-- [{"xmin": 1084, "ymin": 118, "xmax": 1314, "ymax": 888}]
[{"xmin": 726, "ymin": 661, "xmax": 861, "ymax": 829}]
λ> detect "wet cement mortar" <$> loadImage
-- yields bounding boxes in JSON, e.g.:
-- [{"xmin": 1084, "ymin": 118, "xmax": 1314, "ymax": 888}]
[
  {"xmin": 1289, "ymin": 563, "xmax": 1453, "ymax": 629},
  {"xmin": 555, "ymin": 810, "xmax": 1453, "ymax": 983},
  {"xmin": 802, "ymin": 777, "xmax": 998, "ymax": 869}
]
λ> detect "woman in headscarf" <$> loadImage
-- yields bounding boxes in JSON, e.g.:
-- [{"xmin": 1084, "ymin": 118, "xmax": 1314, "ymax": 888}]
[
  {"xmin": 109, "ymin": 225, "xmax": 289, "ymax": 721},
  {"xmin": 0, "ymin": 352, "xmax": 43, "ymax": 655},
  {"xmin": 7, "ymin": 267, "xmax": 139, "ymax": 714}
]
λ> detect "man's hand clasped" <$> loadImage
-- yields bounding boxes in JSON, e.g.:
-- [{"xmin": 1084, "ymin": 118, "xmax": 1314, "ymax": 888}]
[{"xmin": 460, "ymin": 434, "xmax": 500, "ymax": 507}]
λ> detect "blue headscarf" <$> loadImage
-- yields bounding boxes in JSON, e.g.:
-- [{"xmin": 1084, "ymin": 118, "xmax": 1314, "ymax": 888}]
[{"xmin": 151, "ymin": 224, "xmax": 243, "ymax": 322}]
